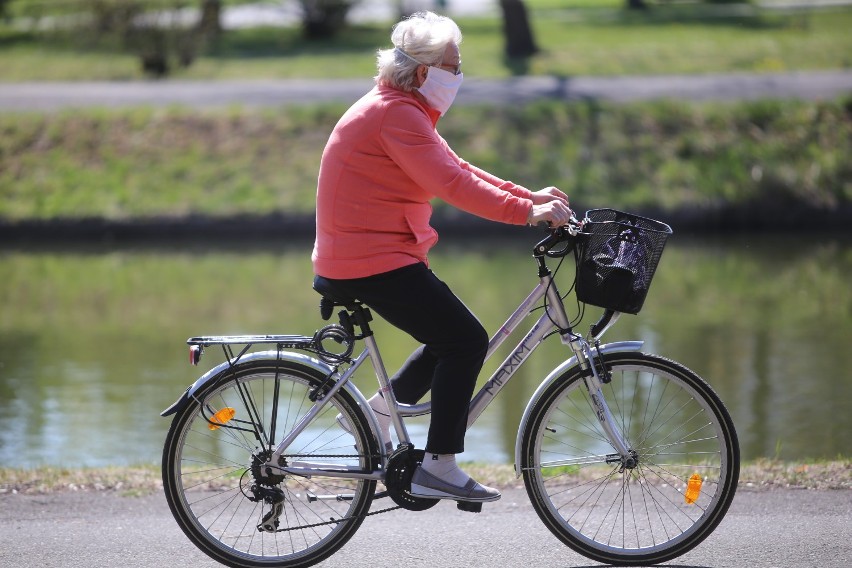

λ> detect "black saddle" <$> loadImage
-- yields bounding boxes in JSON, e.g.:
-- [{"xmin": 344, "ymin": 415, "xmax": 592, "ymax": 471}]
[{"xmin": 313, "ymin": 275, "xmax": 363, "ymax": 320}]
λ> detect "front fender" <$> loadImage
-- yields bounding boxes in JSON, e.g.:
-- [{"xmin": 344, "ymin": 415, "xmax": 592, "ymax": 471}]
[
  {"xmin": 160, "ymin": 351, "xmax": 370, "ymax": 421},
  {"xmin": 513, "ymin": 340, "xmax": 643, "ymax": 477}
]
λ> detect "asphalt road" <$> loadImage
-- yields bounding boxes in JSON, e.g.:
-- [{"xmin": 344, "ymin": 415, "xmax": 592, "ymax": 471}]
[
  {"xmin": 1, "ymin": 70, "xmax": 851, "ymax": 112},
  {"xmin": 1, "ymin": 486, "xmax": 850, "ymax": 568}
]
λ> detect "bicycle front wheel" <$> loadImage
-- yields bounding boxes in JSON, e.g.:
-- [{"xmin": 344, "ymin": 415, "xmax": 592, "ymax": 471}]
[
  {"xmin": 162, "ymin": 358, "xmax": 379, "ymax": 568},
  {"xmin": 521, "ymin": 352, "xmax": 739, "ymax": 566}
]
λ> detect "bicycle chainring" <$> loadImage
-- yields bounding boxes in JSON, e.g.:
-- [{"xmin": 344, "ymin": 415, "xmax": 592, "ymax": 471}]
[{"xmin": 384, "ymin": 446, "xmax": 439, "ymax": 511}]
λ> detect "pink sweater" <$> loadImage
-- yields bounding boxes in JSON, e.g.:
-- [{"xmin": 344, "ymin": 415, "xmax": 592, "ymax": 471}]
[{"xmin": 312, "ymin": 85, "xmax": 533, "ymax": 279}]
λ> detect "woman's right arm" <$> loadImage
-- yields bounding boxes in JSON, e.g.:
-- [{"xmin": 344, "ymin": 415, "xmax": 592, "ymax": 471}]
[{"xmin": 380, "ymin": 102, "xmax": 532, "ymax": 226}]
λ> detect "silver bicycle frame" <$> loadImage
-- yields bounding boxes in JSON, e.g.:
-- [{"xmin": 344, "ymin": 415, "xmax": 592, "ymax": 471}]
[{"xmin": 270, "ymin": 270, "xmax": 635, "ymax": 480}]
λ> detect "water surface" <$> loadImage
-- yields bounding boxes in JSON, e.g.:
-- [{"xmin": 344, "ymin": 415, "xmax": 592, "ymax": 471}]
[{"xmin": 1, "ymin": 233, "xmax": 849, "ymax": 468}]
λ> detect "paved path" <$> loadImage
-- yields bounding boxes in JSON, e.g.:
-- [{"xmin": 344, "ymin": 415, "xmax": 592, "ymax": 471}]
[
  {"xmin": 3, "ymin": 0, "xmax": 850, "ymax": 111},
  {"xmin": 1, "ymin": 70, "xmax": 850, "ymax": 111},
  {"xmin": 1, "ymin": 486, "xmax": 850, "ymax": 567}
]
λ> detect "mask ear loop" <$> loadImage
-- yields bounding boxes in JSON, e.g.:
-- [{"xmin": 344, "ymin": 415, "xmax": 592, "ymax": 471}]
[
  {"xmin": 395, "ymin": 46, "xmax": 431, "ymax": 88},
  {"xmin": 394, "ymin": 46, "xmax": 427, "ymax": 67}
]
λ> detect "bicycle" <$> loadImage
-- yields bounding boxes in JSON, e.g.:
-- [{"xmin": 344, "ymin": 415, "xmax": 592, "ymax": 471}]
[{"xmin": 161, "ymin": 208, "xmax": 739, "ymax": 567}]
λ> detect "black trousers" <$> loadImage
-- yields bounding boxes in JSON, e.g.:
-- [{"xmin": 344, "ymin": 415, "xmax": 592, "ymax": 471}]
[{"xmin": 323, "ymin": 263, "xmax": 488, "ymax": 454}]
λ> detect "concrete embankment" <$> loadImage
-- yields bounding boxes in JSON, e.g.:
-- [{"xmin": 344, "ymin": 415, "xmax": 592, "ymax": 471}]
[{"xmin": 2, "ymin": 201, "xmax": 850, "ymax": 245}]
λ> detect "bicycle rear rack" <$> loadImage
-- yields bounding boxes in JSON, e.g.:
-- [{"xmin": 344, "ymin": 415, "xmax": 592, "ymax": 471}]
[{"xmin": 187, "ymin": 325, "xmax": 355, "ymax": 367}]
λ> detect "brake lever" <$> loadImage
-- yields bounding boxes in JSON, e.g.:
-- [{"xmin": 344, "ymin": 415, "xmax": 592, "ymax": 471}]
[
  {"xmin": 533, "ymin": 216, "xmax": 584, "ymax": 258},
  {"xmin": 566, "ymin": 216, "xmax": 582, "ymax": 236}
]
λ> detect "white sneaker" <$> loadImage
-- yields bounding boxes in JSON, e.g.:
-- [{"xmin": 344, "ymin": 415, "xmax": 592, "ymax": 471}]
[{"xmin": 337, "ymin": 393, "xmax": 393, "ymax": 452}]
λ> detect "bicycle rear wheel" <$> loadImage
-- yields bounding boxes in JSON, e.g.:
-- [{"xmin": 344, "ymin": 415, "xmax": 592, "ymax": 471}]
[
  {"xmin": 521, "ymin": 352, "xmax": 739, "ymax": 566},
  {"xmin": 162, "ymin": 358, "xmax": 379, "ymax": 568}
]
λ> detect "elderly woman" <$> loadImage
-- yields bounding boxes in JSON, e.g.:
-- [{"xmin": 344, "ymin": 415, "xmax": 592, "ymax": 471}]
[{"xmin": 312, "ymin": 11, "xmax": 572, "ymax": 503}]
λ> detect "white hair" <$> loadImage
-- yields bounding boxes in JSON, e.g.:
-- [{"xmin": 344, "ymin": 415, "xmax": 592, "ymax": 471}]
[{"xmin": 375, "ymin": 11, "xmax": 463, "ymax": 91}]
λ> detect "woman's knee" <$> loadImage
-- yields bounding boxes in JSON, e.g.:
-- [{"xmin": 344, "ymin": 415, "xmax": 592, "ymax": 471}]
[
  {"xmin": 447, "ymin": 318, "xmax": 488, "ymax": 360},
  {"xmin": 426, "ymin": 320, "xmax": 487, "ymax": 362},
  {"xmin": 469, "ymin": 322, "xmax": 489, "ymax": 356}
]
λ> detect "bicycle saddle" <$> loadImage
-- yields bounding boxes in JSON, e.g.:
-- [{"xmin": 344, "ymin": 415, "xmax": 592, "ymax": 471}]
[{"xmin": 313, "ymin": 275, "xmax": 362, "ymax": 320}]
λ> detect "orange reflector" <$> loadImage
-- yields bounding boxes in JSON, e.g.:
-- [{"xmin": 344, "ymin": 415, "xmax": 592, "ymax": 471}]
[
  {"xmin": 208, "ymin": 407, "xmax": 236, "ymax": 430},
  {"xmin": 684, "ymin": 473, "xmax": 703, "ymax": 504}
]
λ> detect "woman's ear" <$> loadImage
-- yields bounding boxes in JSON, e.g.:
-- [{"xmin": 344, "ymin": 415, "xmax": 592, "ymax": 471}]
[{"xmin": 415, "ymin": 64, "xmax": 428, "ymax": 87}]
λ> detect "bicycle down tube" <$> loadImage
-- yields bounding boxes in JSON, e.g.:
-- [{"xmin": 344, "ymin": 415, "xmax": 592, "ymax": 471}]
[{"xmin": 466, "ymin": 273, "xmax": 571, "ymax": 426}]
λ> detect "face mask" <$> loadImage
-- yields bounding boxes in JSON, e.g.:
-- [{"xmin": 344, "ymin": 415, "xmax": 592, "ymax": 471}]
[{"xmin": 417, "ymin": 66, "xmax": 464, "ymax": 116}]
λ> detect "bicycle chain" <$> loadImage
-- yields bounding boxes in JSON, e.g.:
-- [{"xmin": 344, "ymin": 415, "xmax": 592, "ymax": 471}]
[
  {"xmin": 269, "ymin": 445, "xmax": 438, "ymax": 532},
  {"xmin": 273, "ymin": 502, "xmax": 401, "ymax": 533},
  {"xmin": 270, "ymin": 453, "xmax": 398, "ymax": 533}
]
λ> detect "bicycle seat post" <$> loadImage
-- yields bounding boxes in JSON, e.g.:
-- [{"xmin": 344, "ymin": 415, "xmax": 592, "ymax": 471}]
[
  {"xmin": 331, "ymin": 297, "xmax": 412, "ymax": 452},
  {"xmin": 361, "ymin": 329, "xmax": 411, "ymax": 450}
]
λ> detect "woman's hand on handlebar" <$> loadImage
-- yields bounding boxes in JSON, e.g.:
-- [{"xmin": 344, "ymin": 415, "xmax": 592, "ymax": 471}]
[
  {"xmin": 528, "ymin": 201, "xmax": 574, "ymax": 227},
  {"xmin": 530, "ymin": 186, "xmax": 570, "ymax": 207},
  {"xmin": 528, "ymin": 186, "xmax": 573, "ymax": 227}
]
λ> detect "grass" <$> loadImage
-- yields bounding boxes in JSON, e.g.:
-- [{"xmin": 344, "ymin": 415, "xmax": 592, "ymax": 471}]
[
  {"xmin": 1, "ymin": 98, "xmax": 849, "ymax": 223},
  {"xmin": 0, "ymin": 4, "xmax": 849, "ymax": 226},
  {"xmin": 0, "ymin": 3, "xmax": 850, "ymax": 81},
  {"xmin": 1, "ymin": 458, "xmax": 849, "ymax": 496}
]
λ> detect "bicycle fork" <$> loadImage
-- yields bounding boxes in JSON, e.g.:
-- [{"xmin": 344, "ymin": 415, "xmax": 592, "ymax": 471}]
[
  {"xmin": 566, "ymin": 334, "xmax": 635, "ymax": 468},
  {"xmin": 539, "ymin": 268, "xmax": 635, "ymax": 467}
]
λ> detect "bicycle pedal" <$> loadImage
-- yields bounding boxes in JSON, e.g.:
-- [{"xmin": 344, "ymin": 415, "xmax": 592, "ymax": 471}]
[{"xmin": 456, "ymin": 501, "xmax": 482, "ymax": 513}]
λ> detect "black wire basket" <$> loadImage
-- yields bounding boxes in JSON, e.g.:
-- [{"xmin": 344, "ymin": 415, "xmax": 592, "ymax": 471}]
[{"xmin": 575, "ymin": 209, "xmax": 673, "ymax": 315}]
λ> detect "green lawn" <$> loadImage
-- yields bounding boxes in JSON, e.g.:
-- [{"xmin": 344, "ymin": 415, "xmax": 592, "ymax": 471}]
[
  {"xmin": 0, "ymin": 2, "xmax": 850, "ymax": 81},
  {"xmin": 1, "ymin": 2, "xmax": 850, "ymax": 225},
  {"xmin": 2, "ymin": 99, "xmax": 849, "ymax": 221}
]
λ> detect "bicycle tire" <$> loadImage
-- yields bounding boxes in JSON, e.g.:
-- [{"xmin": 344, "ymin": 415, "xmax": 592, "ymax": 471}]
[
  {"xmin": 520, "ymin": 352, "xmax": 739, "ymax": 566},
  {"xmin": 162, "ymin": 358, "xmax": 379, "ymax": 568}
]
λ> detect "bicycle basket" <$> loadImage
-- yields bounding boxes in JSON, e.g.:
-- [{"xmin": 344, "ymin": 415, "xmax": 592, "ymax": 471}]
[{"xmin": 575, "ymin": 209, "xmax": 673, "ymax": 315}]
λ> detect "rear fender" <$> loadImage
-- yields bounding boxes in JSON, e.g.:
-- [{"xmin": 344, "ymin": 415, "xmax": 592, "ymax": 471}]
[{"xmin": 160, "ymin": 351, "xmax": 371, "ymax": 426}]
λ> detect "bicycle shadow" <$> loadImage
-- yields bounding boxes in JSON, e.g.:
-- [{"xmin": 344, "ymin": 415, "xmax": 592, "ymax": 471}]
[{"xmin": 572, "ymin": 565, "xmax": 713, "ymax": 568}]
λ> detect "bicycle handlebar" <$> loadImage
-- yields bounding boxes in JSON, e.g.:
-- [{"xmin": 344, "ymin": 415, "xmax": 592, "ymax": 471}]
[
  {"xmin": 531, "ymin": 217, "xmax": 622, "ymax": 340},
  {"xmin": 532, "ymin": 216, "xmax": 584, "ymax": 259}
]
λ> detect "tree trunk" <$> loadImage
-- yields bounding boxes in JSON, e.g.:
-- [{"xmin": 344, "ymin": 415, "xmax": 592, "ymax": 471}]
[
  {"xmin": 198, "ymin": 0, "xmax": 222, "ymax": 36},
  {"xmin": 499, "ymin": 0, "xmax": 538, "ymax": 58},
  {"xmin": 300, "ymin": 0, "xmax": 354, "ymax": 39}
]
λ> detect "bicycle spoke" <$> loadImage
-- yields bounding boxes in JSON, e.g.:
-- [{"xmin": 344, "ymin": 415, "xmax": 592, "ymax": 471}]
[
  {"xmin": 163, "ymin": 361, "xmax": 378, "ymax": 567},
  {"xmin": 522, "ymin": 353, "xmax": 738, "ymax": 565}
]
